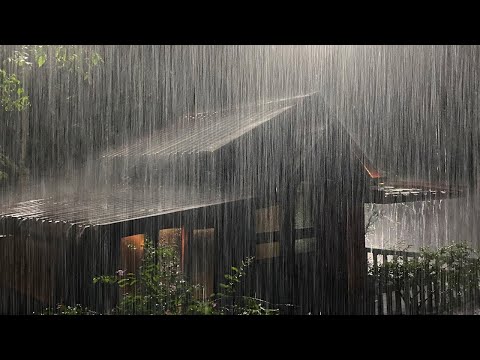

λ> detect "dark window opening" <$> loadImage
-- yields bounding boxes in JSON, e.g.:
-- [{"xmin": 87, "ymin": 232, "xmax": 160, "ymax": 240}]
[
  {"xmin": 294, "ymin": 182, "xmax": 316, "ymax": 254},
  {"xmin": 255, "ymin": 205, "xmax": 282, "ymax": 233},
  {"xmin": 256, "ymin": 242, "xmax": 280, "ymax": 260},
  {"xmin": 294, "ymin": 182, "xmax": 313, "ymax": 230},
  {"xmin": 255, "ymin": 204, "xmax": 281, "ymax": 260},
  {"xmin": 189, "ymin": 228, "xmax": 215, "ymax": 300}
]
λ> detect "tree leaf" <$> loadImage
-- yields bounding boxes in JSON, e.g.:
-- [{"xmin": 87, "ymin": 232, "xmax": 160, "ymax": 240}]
[{"xmin": 37, "ymin": 54, "xmax": 46, "ymax": 68}]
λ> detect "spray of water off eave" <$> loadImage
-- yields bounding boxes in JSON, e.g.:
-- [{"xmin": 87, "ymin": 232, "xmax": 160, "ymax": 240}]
[{"xmin": 0, "ymin": 45, "xmax": 479, "ymax": 315}]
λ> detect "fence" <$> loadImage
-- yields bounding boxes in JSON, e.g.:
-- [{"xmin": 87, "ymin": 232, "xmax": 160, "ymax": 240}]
[{"xmin": 366, "ymin": 247, "xmax": 480, "ymax": 315}]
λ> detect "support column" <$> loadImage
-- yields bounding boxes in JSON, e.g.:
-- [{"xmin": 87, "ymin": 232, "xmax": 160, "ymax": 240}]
[
  {"xmin": 346, "ymin": 201, "xmax": 367, "ymax": 314},
  {"xmin": 321, "ymin": 189, "xmax": 349, "ymax": 315},
  {"xmin": 279, "ymin": 181, "xmax": 296, "ymax": 313}
]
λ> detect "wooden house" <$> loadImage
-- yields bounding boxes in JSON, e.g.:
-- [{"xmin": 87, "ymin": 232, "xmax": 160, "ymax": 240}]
[{"xmin": 0, "ymin": 93, "xmax": 463, "ymax": 314}]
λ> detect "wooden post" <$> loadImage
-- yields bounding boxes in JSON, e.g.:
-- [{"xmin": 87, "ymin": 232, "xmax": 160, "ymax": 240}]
[
  {"xmin": 346, "ymin": 200, "xmax": 367, "ymax": 314},
  {"xmin": 182, "ymin": 213, "xmax": 194, "ymax": 282},
  {"xmin": 247, "ymin": 199, "xmax": 256, "ymax": 299},
  {"xmin": 213, "ymin": 204, "xmax": 224, "ymax": 296},
  {"xmin": 279, "ymin": 180, "xmax": 296, "ymax": 313},
  {"xmin": 315, "ymin": 179, "xmax": 347, "ymax": 315}
]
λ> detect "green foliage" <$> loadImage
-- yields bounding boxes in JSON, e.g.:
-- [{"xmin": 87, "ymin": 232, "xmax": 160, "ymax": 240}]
[
  {"xmin": 369, "ymin": 243, "xmax": 480, "ymax": 314},
  {"xmin": 46, "ymin": 236, "xmax": 279, "ymax": 315},
  {"xmin": 6, "ymin": 45, "xmax": 103, "ymax": 76},
  {"xmin": 40, "ymin": 304, "xmax": 96, "ymax": 315},
  {"xmin": 54, "ymin": 45, "xmax": 104, "ymax": 82},
  {"xmin": 0, "ymin": 69, "xmax": 30, "ymax": 111},
  {"xmin": 215, "ymin": 257, "xmax": 279, "ymax": 315},
  {"xmin": 0, "ymin": 45, "xmax": 103, "ymax": 112},
  {"xmin": 7, "ymin": 46, "xmax": 34, "ymax": 68},
  {"xmin": 0, "ymin": 152, "xmax": 23, "ymax": 183},
  {"xmin": 94, "ymin": 238, "xmax": 201, "ymax": 315}
]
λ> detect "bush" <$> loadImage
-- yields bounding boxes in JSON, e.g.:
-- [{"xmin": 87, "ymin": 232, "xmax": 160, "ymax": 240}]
[
  {"xmin": 40, "ymin": 304, "xmax": 96, "ymax": 315},
  {"xmin": 368, "ymin": 243, "xmax": 480, "ymax": 314},
  {"xmin": 44, "ymin": 237, "xmax": 279, "ymax": 315}
]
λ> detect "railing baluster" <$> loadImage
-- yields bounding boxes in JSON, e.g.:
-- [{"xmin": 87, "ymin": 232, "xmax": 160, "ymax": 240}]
[
  {"xmin": 394, "ymin": 253, "xmax": 402, "ymax": 315},
  {"xmin": 434, "ymin": 258, "xmax": 440, "ymax": 314},
  {"xmin": 384, "ymin": 253, "xmax": 392, "ymax": 315},
  {"xmin": 404, "ymin": 254, "xmax": 410, "ymax": 315},
  {"xmin": 372, "ymin": 250, "xmax": 382, "ymax": 315}
]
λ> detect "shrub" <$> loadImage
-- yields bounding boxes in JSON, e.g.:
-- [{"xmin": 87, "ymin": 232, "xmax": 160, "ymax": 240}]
[
  {"xmin": 44, "ymin": 237, "xmax": 279, "ymax": 315},
  {"xmin": 368, "ymin": 243, "xmax": 480, "ymax": 314}
]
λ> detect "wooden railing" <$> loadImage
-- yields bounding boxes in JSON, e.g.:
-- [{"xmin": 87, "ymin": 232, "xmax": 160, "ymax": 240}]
[{"xmin": 366, "ymin": 247, "xmax": 480, "ymax": 315}]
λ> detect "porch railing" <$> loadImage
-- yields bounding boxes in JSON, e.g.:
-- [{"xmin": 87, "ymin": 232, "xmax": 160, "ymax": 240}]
[{"xmin": 366, "ymin": 247, "xmax": 480, "ymax": 315}]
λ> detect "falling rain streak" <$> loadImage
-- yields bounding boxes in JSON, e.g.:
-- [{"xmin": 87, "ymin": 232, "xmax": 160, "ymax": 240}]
[{"xmin": 0, "ymin": 45, "xmax": 479, "ymax": 315}]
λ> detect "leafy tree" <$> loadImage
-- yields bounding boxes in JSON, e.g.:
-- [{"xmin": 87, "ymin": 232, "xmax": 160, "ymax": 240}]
[
  {"xmin": 0, "ymin": 153, "xmax": 20, "ymax": 183},
  {"xmin": 1, "ymin": 45, "xmax": 103, "ymax": 113},
  {"xmin": 0, "ymin": 69, "xmax": 29, "ymax": 112},
  {"xmin": 0, "ymin": 45, "xmax": 103, "ymax": 184}
]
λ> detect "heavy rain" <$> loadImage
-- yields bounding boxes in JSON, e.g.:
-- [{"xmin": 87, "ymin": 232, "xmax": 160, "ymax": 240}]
[{"xmin": 0, "ymin": 45, "xmax": 478, "ymax": 315}]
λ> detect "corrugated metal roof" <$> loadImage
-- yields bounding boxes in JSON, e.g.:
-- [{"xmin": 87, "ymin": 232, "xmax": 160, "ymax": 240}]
[
  {"xmin": 0, "ymin": 92, "xmax": 465, "ymax": 226},
  {"xmin": 369, "ymin": 179, "xmax": 465, "ymax": 204},
  {"xmin": 1, "ymin": 95, "xmax": 311, "ymax": 227},
  {"xmin": 0, "ymin": 184, "xmax": 251, "ymax": 226},
  {"xmin": 101, "ymin": 94, "xmax": 312, "ymax": 159}
]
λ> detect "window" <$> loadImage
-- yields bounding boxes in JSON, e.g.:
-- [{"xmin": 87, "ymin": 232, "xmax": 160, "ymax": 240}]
[
  {"xmin": 294, "ymin": 182, "xmax": 316, "ymax": 254},
  {"xmin": 159, "ymin": 227, "xmax": 184, "ymax": 270},
  {"xmin": 255, "ymin": 204, "xmax": 281, "ymax": 260},
  {"xmin": 120, "ymin": 234, "xmax": 145, "ymax": 274},
  {"xmin": 255, "ymin": 205, "xmax": 282, "ymax": 233},
  {"xmin": 158, "ymin": 228, "xmax": 182, "ymax": 247},
  {"xmin": 294, "ymin": 182, "xmax": 313, "ymax": 229},
  {"xmin": 256, "ymin": 242, "xmax": 280, "ymax": 260},
  {"xmin": 294, "ymin": 238, "xmax": 316, "ymax": 254}
]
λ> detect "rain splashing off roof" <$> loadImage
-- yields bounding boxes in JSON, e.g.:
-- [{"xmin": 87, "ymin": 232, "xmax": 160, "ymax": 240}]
[
  {"xmin": 1, "ymin": 89, "xmax": 464, "ymax": 227},
  {"xmin": 0, "ymin": 94, "xmax": 315, "ymax": 226}
]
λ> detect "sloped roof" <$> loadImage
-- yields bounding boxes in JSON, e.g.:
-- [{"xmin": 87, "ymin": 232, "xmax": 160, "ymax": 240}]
[
  {"xmin": 0, "ymin": 184, "xmax": 250, "ymax": 226},
  {"xmin": 101, "ymin": 94, "xmax": 312, "ymax": 159},
  {"xmin": 1, "ymin": 95, "xmax": 311, "ymax": 227},
  {"xmin": 0, "ymin": 92, "xmax": 465, "ymax": 227},
  {"xmin": 368, "ymin": 179, "xmax": 465, "ymax": 204}
]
